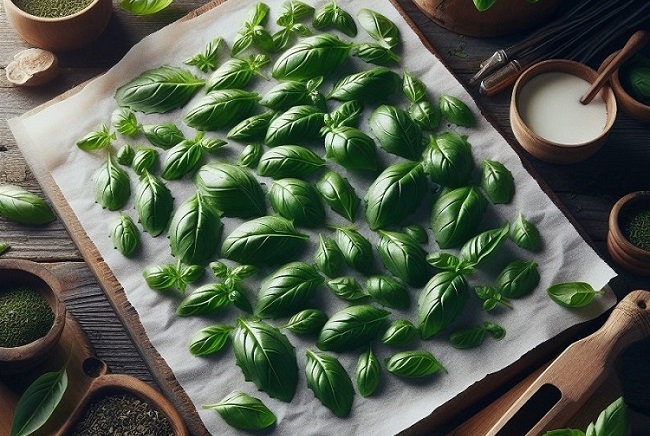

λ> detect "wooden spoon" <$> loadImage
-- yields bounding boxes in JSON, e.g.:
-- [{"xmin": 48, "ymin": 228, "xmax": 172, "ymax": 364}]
[{"xmin": 580, "ymin": 30, "xmax": 649, "ymax": 105}]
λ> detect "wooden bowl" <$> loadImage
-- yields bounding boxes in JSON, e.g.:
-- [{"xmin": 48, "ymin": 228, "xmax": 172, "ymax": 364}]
[
  {"xmin": 600, "ymin": 51, "xmax": 650, "ymax": 123},
  {"xmin": 607, "ymin": 191, "xmax": 650, "ymax": 276},
  {"xmin": 2, "ymin": 0, "xmax": 112, "ymax": 51},
  {"xmin": 510, "ymin": 59, "xmax": 617, "ymax": 164},
  {"xmin": 0, "ymin": 259, "xmax": 66, "ymax": 374}
]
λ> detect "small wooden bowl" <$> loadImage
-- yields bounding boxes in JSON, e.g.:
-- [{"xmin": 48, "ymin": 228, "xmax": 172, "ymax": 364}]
[
  {"xmin": 607, "ymin": 191, "xmax": 650, "ymax": 276},
  {"xmin": 0, "ymin": 259, "xmax": 66, "ymax": 374},
  {"xmin": 510, "ymin": 59, "xmax": 617, "ymax": 164},
  {"xmin": 3, "ymin": 0, "xmax": 112, "ymax": 51},
  {"xmin": 600, "ymin": 51, "xmax": 650, "ymax": 123}
]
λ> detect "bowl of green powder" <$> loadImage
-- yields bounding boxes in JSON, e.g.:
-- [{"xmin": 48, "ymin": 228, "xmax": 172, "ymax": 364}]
[
  {"xmin": 0, "ymin": 259, "xmax": 66, "ymax": 374},
  {"xmin": 608, "ymin": 191, "xmax": 650, "ymax": 276},
  {"xmin": 3, "ymin": 0, "xmax": 112, "ymax": 51}
]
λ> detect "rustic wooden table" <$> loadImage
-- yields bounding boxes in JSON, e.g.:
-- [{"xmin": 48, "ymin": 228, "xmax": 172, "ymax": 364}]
[{"xmin": 1, "ymin": 0, "xmax": 649, "ymax": 433}]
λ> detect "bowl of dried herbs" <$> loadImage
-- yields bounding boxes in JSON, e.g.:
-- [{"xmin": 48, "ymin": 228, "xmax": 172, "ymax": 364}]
[{"xmin": 608, "ymin": 191, "xmax": 650, "ymax": 276}]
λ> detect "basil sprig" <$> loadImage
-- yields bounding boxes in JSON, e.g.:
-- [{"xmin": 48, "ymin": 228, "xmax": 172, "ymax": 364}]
[
  {"xmin": 232, "ymin": 3, "xmax": 274, "ymax": 56},
  {"xmin": 77, "ymin": 124, "xmax": 115, "ymax": 151},
  {"xmin": 111, "ymin": 108, "xmax": 140, "ymax": 136},
  {"xmin": 313, "ymin": 1, "xmax": 357, "ymax": 37}
]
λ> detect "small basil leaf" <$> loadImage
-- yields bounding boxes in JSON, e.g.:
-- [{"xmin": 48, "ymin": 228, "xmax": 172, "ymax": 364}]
[
  {"xmin": 279, "ymin": 0, "xmax": 314, "ymax": 22},
  {"xmin": 510, "ymin": 212, "xmax": 542, "ymax": 251},
  {"xmin": 257, "ymin": 145, "xmax": 325, "ymax": 179},
  {"xmin": 179, "ymin": 264, "xmax": 204, "ymax": 284},
  {"xmin": 120, "ymin": 0, "xmax": 172, "ymax": 15},
  {"xmin": 385, "ymin": 350, "xmax": 446, "ymax": 378},
  {"xmin": 459, "ymin": 222, "xmax": 510, "ymax": 268},
  {"xmin": 439, "ymin": 95, "xmax": 476, "ymax": 127},
  {"xmin": 481, "ymin": 160, "xmax": 515, "ymax": 204},
  {"xmin": 111, "ymin": 108, "xmax": 140, "ymax": 136},
  {"xmin": 312, "ymin": 2, "xmax": 356, "ymax": 37},
  {"xmin": 204, "ymin": 392, "xmax": 276, "ymax": 431},
  {"xmin": 366, "ymin": 275, "xmax": 410, "ymax": 310},
  {"xmin": 369, "ymin": 105, "xmax": 424, "ymax": 161},
  {"xmin": 227, "ymin": 111, "xmax": 275, "ymax": 143},
  {"xmin": 326, "ymin": 276, "xmax": 368, "ymax": 302},
  {"xmin": 426, "ymin": 252, "xmax": 462, "ymax": 272},
  {"xmin": 109, "ymin": 213, "xmax": 140, "ymax": 257},
  {"xmin": 206, "ymin": 55, "xmax": 270, "ymax": 92},
  {"xmin": 272, "ymin": 34, "xmax": 353, "ymax": 81},
  {"xmin": 585, "ymin": 396, "xmax": 627, "ymax": 436},
  {"xmin": 356, "ymin": 347, "xmax": 380, "ymax": 398},
  {"xmin": 317, "ymin": 304, "xmax": 389, "ymax": 352},
  {"xmin": 381, "ymin": 319, "xmax": 418, "ymax": 346},
  {"xmin": 248, "ymin": 2, "xmax": 270, "ymax": 26},
  {"xmin": 402, "ymin": 71, "xmax": 427, "ymax": 104},
  {"xmin": 327, "ymin": 100, "xmax": 364, "ymax": 128},
  {"xmin": 238, "ymin": 144, "xmax": 264, "ymax": 168},
  {"xmin": 316, "ymin": 171, "xmax": 360, "ymax": 222},
  {"xmin": 210, "ymin": 261, "xmax": 229, "ymax": 278},
  {"xmin": 305, "ymin": 349, "xmax": 355, "ymax": 417},
  {"xmin": 260, "ymin": 80, "xmax": 325, "ymax": 111},
  {"xmin": 0, "ymin": 185, "xmax": 56, "ymax": 225},
  {"xmin": 251, "ymin": 26, "xmax": 276, "ymax": 53},
  {"xmin": 357, "ymin": 8, "xmax": 400, "ymax": 49},
  {"xmin": 184, "ymin": 37, "xmax": 224, "ymax": 73},
  {"xmin": 93, "ymin": 154, "xmax": 131, "ymax": 211},
  {"xmin": 328, "ymin": 67, "xmax": 401, "ymax": 103},
  {"xmin": 314, "ymin": 234, "xmax": 345, "ymax": 277},
  {"xmin": 335, "ymin": 227, "xmax": 375, "ymax": 275},
  {"xmin": 377, "ymin": 230, "xmax": 433, "ymax": 288},
  {"xmin": 176, "ymin": 283, "xmax": 231, "ymax": 316},
  {"xmin": 404, "ymin": 224, "xmax": 428, "ymax": 244},
  {"xmin": 189, "ymin": 325, "xmax": 233, "ymax": 356},
  {"xmin": 131, "ymin": 147, "xmax": 157, "ymax": 175},
  {"xmin": 116, "ymin": 144, "xmax": 135, "ymax": 166},
  {"xmin": 422, "ymin": 132, "xmax": 474, "ymax": 188},
  {"xmin": 430, "ymin": 186, "xmax": 488, "ymax": 249},
  {"xmin": 483, "ymin": 321, "xmax": 506, "ymax": 340},
  {"xmin": 255, "ymin": 262, "xmax": 323, "ymax": 318},
  {"xmin": 229, "ymin": 289, "xmax": 253, "ymax": 313},
  {"xmin": 231, "ymin": 33, "xmax": 253, "ymax": 57},
  {"xmin": 134, "ymin": 171, "xmax": 173, "ymax": 237},
  {"xmin": 229, "ymin": 264, "xmax": 256, "ymax": 280},
  {"xmin": 418, "ymin": 271, "xmax": 469, "ymax": 339},
  {"xmin": 142, "ymin": 123, "xmax": 185, "ymax": 149},
  {"xmin": 265, "ymin": 105, "xmax": 326, "ymax": 147},
  {"xmin": 353, "ymin": 42, "xmax": 400, "ymax": 66},
  {"xmin": 161, "ymin": 135, "xmax": 204, "ymax": 180},
  {"xmin": 77, "ymin": 124, "xmax": 115, "ymax": 151},
  {"xmin": 282, "ymin": 309, "xmax": 328, "ymax": 335},
  {"xmin": 323, "ymin": 126, "xmax": 378, "ymax": 171},
  {"xmin": 143, "ymin": 264, "xmax": 177, "ymax": 291},
  {"xmin": 268, "ymin": 178, "xmax": 326, "ymax": 228},
  {"xmin": 184, "ymin": 89, "xmax": 261, "ymax": 131},
  {"xmin": 410, "ymin": 101, "xmax": 442, "ymax": 132},
  {"xmin": 547, "ymin": 282, "xmax": 602, "ymax": 308},
  {"xmin": 498, "ymin": 260, "xmax": 540, "ymax": 299}
]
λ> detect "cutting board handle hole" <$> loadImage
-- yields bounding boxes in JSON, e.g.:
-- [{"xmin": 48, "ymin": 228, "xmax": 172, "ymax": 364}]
[
  {"xmin": 82, "ymin": 356, "xmax": 107, "ymax": 378},
  {"xmin": 637, "ymin": 300, "xmax": 647, "ymax": 310},
  {"xmin": 496, "ymin": 383, "xmax": 561, "ymax": 436}
]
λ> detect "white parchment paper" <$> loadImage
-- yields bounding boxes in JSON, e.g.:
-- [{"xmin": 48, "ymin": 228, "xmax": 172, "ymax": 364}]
[{"xmin": 9, "ymin": 0, "xmax": 617, "ymax": 434}]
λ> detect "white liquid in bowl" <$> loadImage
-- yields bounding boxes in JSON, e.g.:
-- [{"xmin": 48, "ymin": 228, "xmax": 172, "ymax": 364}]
[{"xmin": 517, "ymin": 72, "xmax": 609, "ymax": 146}]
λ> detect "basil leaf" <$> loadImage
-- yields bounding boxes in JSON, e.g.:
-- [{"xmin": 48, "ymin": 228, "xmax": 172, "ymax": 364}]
[
  {"xmin": 247, "ymin": 2, "xmax": 270, "ymax": 26},
  {"xmin": 510, "ymin": 212, "xmax": 542, "ymax": 251},
  {"xmin": 356, "ymin": 347, "xmax": 380, "ymax": 398},
  {"xmin": 119, "ymin": 0, "xmax": 172, "ymax": 15},
  {"xmin": 314, "ymin": 234, "xmax": 344, "ymax": 277},
  {"xmin": 204, "ymin": 392, "xmax": 276, "ymax": 431},
  {"xmin": 265, "ymin": 105, "xmax": 325, "ymax": 147},
  {"xmin": 326, "ymin": 276, "xmax": 368, "ymax": 302},
  {"xmin": 385, "ymin": 350, "xmax": 446, "ymax": 378},
  {"xmin": 439, "ymin": 95, "xmax": 476, "ymax": 128},
  {"xmin": 76, "ymin": 124, "xmax": 115, "ymax": 151},
  {"xmin": 132, "ymin": 147, "xmax": 157, "ymax": 176},
  {"xmin": 233, "ymin": 318, "xmax": 298, "ymax": 402},
  {"xmin": 326, "ymin": 99, "xmax": 363, "ymax": 129},
  {"xmin": 323, "ymin": 126, "xmax": 378, "ymax": 171},
  {"xmin": 402, "ymin": 71, "xmax": 427, "ymax": 104},
  {"xmin": 221, "ymin": 216, "xmax": 309, "ymax": 265},
  {"xmin": 269, "ymin": 178, "xmax": 326, "ymax": 228},
  {"xmin": 0, "ymin": 243, "xmax": 10, "ymax": 256},
  {"xmin": 210, "ymin": 261, "xmax": 229, "ymax": 278},
  {"xmin": 117, "ymin": 144, "xmax": 135, "ymax": 166},
  {"xmin": 260, "ymin": 80, "xmax": 325, "ymax": 111},
  {"xmin": 377, "ymin": 230, "xmax": 433, "ymax": 288},
  {"xmin": 282, "ymin": 308, "xmax": 328, "ymax": 335},
  {"xmin": 305, "ymin": 349, "xmax": 355, "ymax": 417},
  {"xmin": 381, "ymin": 319, "xmax": 418, "ymax": 346},
  {"xmin": 111, "ymin": 108, "xmax": 140, "ymax": 136},
  {"xmin": 134, "ymin": 171, "xmax": 173, "ymax": 237},
  {"xmin": 481, "ymin": 160, "xmax": 515, "ymax": 204},
  {"xmin": 238, "ymin": 144, "xmax": 264, "ymax": 168},
  {"xmin": 189, "ymin": 325, "xmax": 233, "ymax": 356},
  {"xmin": 10, "ymin": 365, "xmax": 67, "ymax": 436},
  {"xmin": 257, "ymin": 145, "xmax": 325, "ymax": 179},
  {"xmin": 366, "ymin": 275, "xmax": 410, "ymax": 310},
  {"xmin": 143, "ymin": 264, "xmax": 177, "ymax": 291},
  {"xmin": 313, "ymin": 2, "xmax": 357, "ymax": 37},
  {"xmin": 184, "ymin": 37, "xmax": 224, "ymax": 73},
  {"xmin": 459, "ymin": 222, "xmax": 510, "ymax": 268},
  {"xmin": 430, "ymin": 186, "xmax": 488, "ymax": 249},
  {"xmin": 369, "ymin": 105, "xmax": 424, "ymax": 161},
  {"xmin": 109, "ymin": 213, "xmax": 140, "ymax": 257},
  {"xmin": 317, "ymin": 304, "xmax": 389, "ymax": 352},
  {"xmin": 483, "ymin": 321, "xmax": 506, "ymax": 340},
  {"xmin": 177, "ymin": 283, "xmax": 231, "ymax": 316},
  {"xmin": 328, "ymin": 67, "xmax": 400, "ymax": 103},
  {"xmin": 357, "ymin": 8, "xmax": 400, "ymax": 49},
  {"xmin": 232, "ymin": 33, "xmax": 254, "ymax": 58},
  {"xmin": 115, "ymin": 66, "xmax": 204, "ymax": 114},
  {"xmin": 585, "ymin": 396, "xmax": 627, "ymax": 436},
  {"xmin": 0, "ymin": 185, "xmax": 56, "ymax": 225},
  {"xmin": 227, "ymin": 111, "xmax": 275, "ymax": 143},
  {"xmin": 365, "ymin": 162, "xmax": 428, "ymax": 230},
  {"xmin": 498, "ymin": 260, "xmax": 540, "ymax": 299},
  {"xmin": 335, "ymin": 227, "xmax": 375, "ymax": 275},
  {"xmin": 184, "ymin": 89, "xmax": 260, "ymax": 131},
  {"xmin": 422, "ymin": 132, "xmax": 474, "ymax": 188},
  {"xmin": 353, "ymin": 42, "xmax": 400, "ymax": 66},
  {"xmin": 278, "ymin": 0, "xmax": 314, "ymax": 24},
  {"xmin": 162, "ymin": 133, "xmax": 226, "ymax": 180},
  {"xmin": 410, "ymin": 101, "xmax": 442, "ymax": 132},
  {"xmin": 255, "ymin": 262, "xmax": 323, "ymax": 318},
  {"xmin": 206, "ymin": 54, "xmax": 270, "ymax": 92},
  {"xmin": 418, "ymin": 271, "xmax": 469, "ymax": 339},
  {"xmin": 195, "ymin": 162, "xmax": 266, "ymax": 218},
  {"xmin": 316, "ymin": 171, "xmax": 360, "ymax": 222},
  {"xmin": 179, "ymin": 264, "xmax": 204, "ymax": 288},
  {"xmin": 426, "ymin": 252, "xmax": 462, "ymax": 272},
  {"xmin": 404, "ymin": 224, "xmax": 428, "ymax": 245},
  {"xmin": 251, "ymin": 26, "xmax": 276, "ymax": 53},
  {"xmin": 93, "ymin": 154, "xmax": 131, "ymax": 211},
  {"xmin": 272, "ymin": 34, "xmax": 353, "ymax": 81},
  {"xmin": 547, "ymin": 282, "xmax": 602, "ymax": 308},
  {"xmin": 143, "ymin": 123, "xmax": 185, "ymax": 149}
]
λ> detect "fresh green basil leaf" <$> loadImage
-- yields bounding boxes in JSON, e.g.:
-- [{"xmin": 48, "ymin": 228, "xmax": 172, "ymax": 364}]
[
  {"xmin": 206, "ymin": 54, "xmax": 270, "ymax": 92},
  {"xmin": 221, "ymin": 216, "xmax": 309, "ymax": 265},
  {"xmin": 323, "ymin": 126, "xmax": 378, "ymax": 171},
  {"xmin": 0, "ymin": 185, "xmax": 56, "ymax": 225},
  {"xmin": 481, "ymin": 160, "xmax": 515, "ymax": 204},
  {"xmin": 316, "ymin": 171, "xmax": 360, "ymax": 222},
  {"xmin": 265, "ymin": 105, "xmax": 325, "ymax": 147},
  {"xmin": 377, "ymin": 230, "xmax": 433, "ymax": 288},
  {"xmin": 269, "ymin": 178, "xmax": 326, "ymax": 228},
  {"xmin": 115, "ymin": 66, "xmax": 204, "ymax": 114},
  {"xmin": 326, "ymin": 100, "xmax": 364, "ymax": 129},
  {"xmin": 335, "ymin": 227, "xmax": 375, "ymax": 275},
  {"xmin": 426, "ymin": 252, "xmax": 462, "ymax": 272},
  {"xmin": 227, "ymin": 287, "xmax": 253, "ymax": 313},
  {"xmin": 232, "ymin": 33, "xmax": 254, "ymax": 58},
  {"xmin": 510, "ymin": 212, "xmax": 542, "ymax": 251},
  {"xmin": 76, "ymin": 124, "xmax": 115, "ymax": 151},
  {"xmin": 161, "ymin": 135, "xmax": 203, "ymax": 180},
  {"xmin": 328, "ymin": 67, "xmax": 400, "ymax": 103},
  {"xmin": 176, "ymin": 283, "xmax": 231, "ymax": 316},
  {"xmin": 312, "ymin": 2, "xmax": 356, "ymax": 37},
  {"xmin": 109, "ymin": 213, "xmax": 140, "ymax": 257},
  {"xmin": 179, "ymin": 263, "xmax": 204, "ymax": 284},
  {"xmin": 260, "ymin": 80, "xmax": 325, "ymax": 111},
  {"xmin": 119, "ymin": 0, "xmax": 172, "ymax": 15},
  {"xmin": 134, "ymin": 171, "xmax": 173, "ymax": 237},
  {"xmin": 184, "ymin": 89, "xmax": 260, "ymax": 131},
  {"xmin": 93, "ymin": 154, "xmax": 131, "ymax": 211},
  {"xmin": 430, "ymin": 186, "xmax": 488, "ymax": 249},
  {"xmin": 483, "ymin": 321, "xmax": 506, "ymax": 340},
  {"xmin": 403, "ymin": 224, "xmax": 428, "ymax": 245},
  {"xmin": 195, "ymin": 162, "xmax": 266, "ymax": 218},
  {"xmin": 233, "ymin": 318, "xmax": 298, "ymax": 402},
  {"xmin": 353, "ymin": 42, "xmax": 400, "ymax": 66},
  {"xmin": 251, "ymin": 25, "xmax": 276, "ymax": 53},
  {"xmin": 381, "ymin": 319, "xmax": 418, "ymax": 346},
  {"xmin": 356, "ymin": 347, "xmax": 380, "ymax": 398},
  {"xmin": 317, "ymin": 304, "xmax": 389, "ymax": 352},
  {"xmin": 326, "ymin": 276, "xmax": 368, "ymax": 302},
  {"xmin": 422, "ymin": 132, "xmax": 474, "ymax": 188},
  {"xmin": 410, "ymin": 101, "xmax": 442, "ymax": 132},
  {"xmin": 418, "ymin": 271, "xmax": 469, "ymax": 339},
  {"xmin": 439, "ymin": 95, "xmax": 476, "ymax": 128},
  {"xmin": 459, "ymin": 222, "xmax": 510, "ymax": 268},
  {"xmin": 227, "ymin": 111, "xmax": 275, "ymax": 143},
  {"xmin": 272, "ymin": 34, "xmax": 353, "ymax": 81},
  {"xmin": 204, "ymin": 392, "xmax": 276, "ymax": 431},
  {"xmin": 116, "ymin": 144, "xmax": 135, "ymax": 166},
  {"xmin": 369, "ymin": 105, "xmax": 424, "ymax": 161},
  {"xmin": 312, "ymin": 1, "xmax": 335, "ymax": 28},
  {"xmin": 305, "ymin": 349, "xmax": 355, "ymax": 417},
  {"xmin": 385, "ymin": 350, "xmax": 446, "ymax": 378},
  {"xmin": 238, "ymin": 144, "xmax": 264, "ymax": 168},
  {"xmin": 131, "ymin": 147, "xmax": 157, "ymax": 175},
  {"xmin": 184, "ymin": 37, "xmax": 224, "ymax": 73},
  {"xmin": 189, "ymin": 325, "xmax": 233, "ymax": 356},
  {"xmin": 498, "ymin": 260, "xmax": 540, "ymax": 299},
  {"xmin": 111, "ymin": 108, "xmax": 140, "ymax": 136},
  {"xmin": 255, "ymin": 262, "xmax": 323, "ymax": 318},
  {"xmin": 142, "ymin": 122, "xmax": 185, "ymax": 149},
  {"xmin": 402, "ymin": 71, "xmax": 427, "ymax": 104},
  {"xmin": 547, "ymin": 282, "xmax": 602, "ymax": 308},
  {"xmin": 210, "ymin": 261, "xmax": 229, "ymax": 278},
  {"xmin": 282, "ymin": 308, "xmax": 328, "ymax": 335},
  {"xmin": 247, "ymin": 2, "xmax": 270, "ymax": 26},
  {"xmin": 357, "ymin": 8, "xmax": 400, "ymax": 49},
  {"xmin": 585, "ymin": 396, "xmax": 627, "ymax": 436},
  {"xmin": 257, "ymin": 145, "xmax": 325, "ymax": 179},
  {"xmin": 143, "ymin": 264, "xmax": 177, "ymax": 291},
  {"xmin": 314, "ymin": 234, "xmax": 344, "ymax": 277},
  {"xmin": 366, "ymin": 275, "xmax": 410, "ymax": 310}
]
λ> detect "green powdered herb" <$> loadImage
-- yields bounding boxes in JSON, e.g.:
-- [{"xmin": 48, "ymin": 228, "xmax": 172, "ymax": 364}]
[
  {"xmin": 70, "ymin": 393, "xmax": 174, "ymax": 436},
  {"xmin": 13, "ymin": 0, "xmax": 93, "ymax": 18},
  {"xmin": 0, "ymin": 287, "xmax": 54, "ymax": 348},
  {"xmin": 620, "ymin": 203, "xmax": 650, "ymax": 251}
]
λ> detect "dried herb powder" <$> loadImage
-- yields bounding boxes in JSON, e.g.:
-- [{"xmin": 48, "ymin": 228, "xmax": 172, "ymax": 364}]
[
  {"xmin": 621, "ymin": 203, "xmax": 650, "ymax": 252},
  {"xmin": 13, "ymin": 0, "xmax": 94, "ymax": 18},
  {"xmin": 71, "ymin": 393, "xmax": 174, "ymax": 436},
  {"xmin": 0, "ymin": 287, "xmax": 54, "ymax": 348}
]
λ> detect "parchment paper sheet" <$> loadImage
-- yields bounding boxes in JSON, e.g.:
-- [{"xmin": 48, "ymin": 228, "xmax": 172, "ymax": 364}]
[{"xmin": 9, "ymin": 1, "xmax": 617, "ymax": 434}]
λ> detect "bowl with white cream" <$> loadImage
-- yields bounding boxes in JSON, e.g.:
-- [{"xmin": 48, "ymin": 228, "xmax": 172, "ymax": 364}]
[{"xmin": 510, "ymin": 59, "xmax": 617, "ymax": 164}]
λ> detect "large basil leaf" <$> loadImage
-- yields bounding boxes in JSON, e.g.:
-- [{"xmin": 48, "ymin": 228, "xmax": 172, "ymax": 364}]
[
  {"xmin": 314, "ymin": 234, "xmax": 344, "ymax": 277},
  {"xmin": 353, "ymin": 43, "xmax": 400, "ymax": 66},
  {"xmin": 134, "ymin": 171, "xmax": 173, "ymax": 237},
  {"xmin": 409, "ymin": 101, "xmax": 441, "ymax": 132},
  {"xmin": 115, "ymin": 66, "xmax": 204, "ymax": 114},
  {"xmin": 282, "ymin": 309, "xmax": 328, "ymax": 335},
  {"xmin": 481, "ymin": 160, "xmax": 515, "ymax": 204},
  {"xmin": 381, "ymin": 319, "xmax": 418, "ymax": 346},
  {"xmin": 255, "ymin": 262, "xmax": 323, "ymax": 318},
  {"xmin": 418, "ymin": 271, "xmax": 469, "ymax": 339},
  {"xmin": 422, "ymin": 132, "xmax": 474, "ymax": 188},
  {"xmin": 204, "ymin": 392, "xmax": 276, "ymax": 431},
  {"xmin": 195, "ymin": 162, "xmax": 266, "ymax": 218},
  {"xmin": 498, "ymin": 260, "xmax": 540, "ymax": 299},
  {"xmin": 0, "ymin": 185, "xmax": 56, "ymax": 225},
  {"xmin": 233, "ymin": 318, "xmax": 298, "ymax": 402},
  {"xmin": 323, "ymin": 126, "xmax": 378, "ymax": 171},
  {"xmin": 109, "ymin": 213, "xmax": 140, "ymax": 257},
  {"xmin": 364, "ymin": 161, "xmax": 428, "ymax": 230},
  {"xmin": 227, "ymin": 111, "xmax": 275, "ymax": 143},
  {"xmin": 326, "ymin": 99, "xmax": 363, "ymax": 129},
  {"xmin": 335, "ymin": 227, "xmax": 375, "ymax": 275},
  {"xmin": 369, "ymin": 105, "xmax": 423, "ymax": 160},
  {"xmin": 328, "ymin": 67, "xmax": 400, "ymax": 103},
  {"xmin": 326, "ymin": 276, "xmax": 368, "ymax": 302},
  {"xmin": 510, "ymin": 212, "xmax": 542, "ymax": 252},
  {"xmin": 366, "ymin": 275, "xmax": 410, "ymax": 310},
  {"xmin": 377, "ymin": 230, "xmax": 433, "ymax": 288},
  {"xmin": 206, "ymin": 54, "xmax": 270, "ymax": 91},
  {"xmin": 93, "ymin": 153, "xmax": 131, "ymax": 211},
  {"xmin": 260, "ymin": 79, "xmax": 326, "ymax": 111},
  {"xmin": 430, "ymin": 186, "xmax": 487, "ymax": 249},
  {"xmin": 189, "ymin": 324, "xmax": 233, "ymax": 356},
  {"xmin": 184, "ymin": 89, "xmax": 260, "ymax": 131},
  {"xmin": 357, "ymin": 8, "xmax": 400, "ymax": 49},
  {"xmin": 169, "ymin": 192, "xmax": 222, "ymax": 266},
  {"xmin": 257, "ymin": 145, "xmax": 325, "ymax": 179},
  {"xmin": 459, "ymin": 222, "xmax": 510, "ymax": 269},
  {"xmin": 268, "ymin": 178, "xmax": 326, "ymax": 228},
  {"xmin": 439, "ymin": 95, "xmax": 476, "ymax": 127},
  {"xmin": 265, "ymin": 105, "xmax": 325, "ymax": 147},
  {"xmin": 305, "ymin": 349, "xmax": 355, "ymax": 417},
  {"xmin": 221, "ymin": 216, "xmax": 309, "ymax": 265},
  {"xmin": 385, "ymin": 350, "xmax": 446, "ymax": 378},
  {"xmin": 142, "ymin": 122, "xmax": 185, "ymax": 149},
  {"xmin": 316, "ymin": 304, "xmax": 389, "ymax": 352},
  {"xmin": 176, "ymin": 283, "xmax": 231, "ymax": 317},
  {"xmin": 316, "ymin": 171, "xmax": 360, "ymax": 222},
  {"xmin": 272, "ymin": 34, "xmax": 353, "ymax": 81},
  {"xmin": 356, "ymin": 347, "xmax": 380, "ymax": 398}
]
